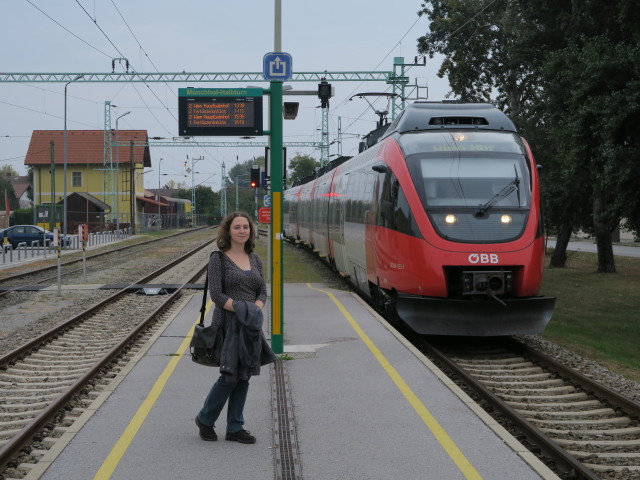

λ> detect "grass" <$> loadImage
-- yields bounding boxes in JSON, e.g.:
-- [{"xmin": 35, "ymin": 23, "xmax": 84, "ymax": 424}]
[
  {"xmin": 256, "ymin": 235, "xmax": 640, "ymax": 382},
  {"xmin": 541, "ymin": 250, "xmax": 640, "ymax": 382},
  {"xmin": 255, "ymin": 237, "xmax": 329, "ymax": 284}
]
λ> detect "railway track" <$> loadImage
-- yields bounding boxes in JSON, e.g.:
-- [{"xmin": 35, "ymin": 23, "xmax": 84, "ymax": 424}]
[
  {"xmin": 417, "ymin": 336, "xmax": 640, "ymax": 480},
  {"xmin": 0, "ymin": 239, "xmax": 216, "ymax": 477},
  {"xmin": 0, "ymin": 227, "xmax": 211, "ymax": 294}
]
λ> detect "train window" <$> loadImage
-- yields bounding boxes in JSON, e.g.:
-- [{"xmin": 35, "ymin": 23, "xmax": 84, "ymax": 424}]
[
  {"xmin": 378, "ymin": 173, "xmax": 422, "ymax": 238},
  {"xmin": 419, "ymin": 156, "xmax": 531, "ymax": 209}
]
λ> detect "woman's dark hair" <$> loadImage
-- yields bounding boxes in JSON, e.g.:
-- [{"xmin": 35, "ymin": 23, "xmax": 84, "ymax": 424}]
[{"xmin": 216, "ymin": 211, "xmax": 256, "ymax": 253}]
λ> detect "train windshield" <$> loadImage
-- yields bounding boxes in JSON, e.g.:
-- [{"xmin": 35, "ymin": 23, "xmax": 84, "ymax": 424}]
[{"xmin": 401, "ymin": 131, "xmax": 532, "ymax": 243}]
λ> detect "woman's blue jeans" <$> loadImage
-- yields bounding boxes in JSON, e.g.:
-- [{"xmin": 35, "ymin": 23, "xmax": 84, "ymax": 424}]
[{"xmin": 198, "ymin": 375, "xmax": 250, "ymax": 433}]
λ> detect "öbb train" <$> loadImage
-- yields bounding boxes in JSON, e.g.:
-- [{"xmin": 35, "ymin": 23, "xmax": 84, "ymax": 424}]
[{"xmin": 283, "ymin": 102, "xmax": 555, "ymax": 336}]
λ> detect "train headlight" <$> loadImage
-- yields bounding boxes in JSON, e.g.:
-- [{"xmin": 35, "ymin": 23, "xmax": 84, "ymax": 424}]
[
  {"xmin": 500, "ymin": 214, "xmax": 512, "ymax": 224},
  {"xmin": 445, "ymin": 214, "xmax": 457, "ymax": 225},
  {"xmin": 454, "ymin": 133, "xmax": 466, "ymax": 142}
]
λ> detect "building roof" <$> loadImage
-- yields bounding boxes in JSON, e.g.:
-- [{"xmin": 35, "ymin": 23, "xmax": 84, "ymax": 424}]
[
  {"xmin": 24, "ymin": 130, "xmax": 151, "ymax": 168},
  {"xmin": 58, "ymin": 192, "xmax": 111, "ymax": 211},
  {"xmin": 10, "ymin": 176, "xmax": 30, "ymax": 198},
  {"xmin": 136, "ymin": 195, "xmax": 169, "ymax": 207}
]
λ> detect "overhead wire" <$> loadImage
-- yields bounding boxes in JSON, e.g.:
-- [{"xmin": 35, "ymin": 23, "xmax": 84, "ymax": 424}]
[
  {"xmin": 333, "ymin": 0, "xmax": 502, "ymax": 146},
  {"xmin": 73, "ymin": 0, "xmax": 177, "ymax": 134},
  {"xmin": 107, "ymin": 0, "xmax": 229, "ymax": 170},
  {"xmin": 25, "ymin": 0, "xmax": 112, "ymax": 59}
]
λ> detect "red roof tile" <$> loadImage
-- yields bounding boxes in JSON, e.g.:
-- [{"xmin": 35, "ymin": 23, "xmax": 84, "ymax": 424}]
[{"xmin": 24, "ymin": 130, "xmax": 151, "ymax": 168}]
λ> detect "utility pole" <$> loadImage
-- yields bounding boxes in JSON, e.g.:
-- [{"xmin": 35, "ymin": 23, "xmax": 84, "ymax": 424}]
[
  {"xmin": 220, "ymin": 162, "xmax": 226, "ymax": 219},
  {"xmin": 190, "ymin": 155, "xmax": 204, "ymax": 227}
]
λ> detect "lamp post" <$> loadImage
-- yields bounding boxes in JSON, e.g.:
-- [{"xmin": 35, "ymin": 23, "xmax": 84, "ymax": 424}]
[
  {"xmin": 63, "ymin": 74, "xmax": 83, "ymax": 236},
  {"xmin": 115, "ymin": 110, "xmax": 131, "ymax": 231}
]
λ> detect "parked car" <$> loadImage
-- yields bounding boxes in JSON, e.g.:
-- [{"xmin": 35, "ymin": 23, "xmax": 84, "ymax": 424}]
[{"xmin": 0, "ymin": 225, "xmax": 71, "ymax": 248}]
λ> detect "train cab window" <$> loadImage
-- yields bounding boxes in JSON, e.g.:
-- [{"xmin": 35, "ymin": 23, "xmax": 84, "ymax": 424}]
[
  {"xmin": 378, "ymin": 172, "xmax": 421, "ymax": 238},
  {"xmin": 401, "ymin": 130, "xmax": 533, "ymax": 243},
  {"xmin": 419, "ymin": 156, "xmax": 531, "ymax": 208}
]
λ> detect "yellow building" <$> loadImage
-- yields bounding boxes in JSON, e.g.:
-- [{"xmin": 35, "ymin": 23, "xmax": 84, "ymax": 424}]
[{"xmin": 24, "ymin": 130, "xmax": 151, "ymax": 232}]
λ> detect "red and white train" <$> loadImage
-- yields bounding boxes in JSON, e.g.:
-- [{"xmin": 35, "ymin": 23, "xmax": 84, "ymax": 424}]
[{"xmin": 283, "ymin": 102, "xmax": 555, "ymax": 336}]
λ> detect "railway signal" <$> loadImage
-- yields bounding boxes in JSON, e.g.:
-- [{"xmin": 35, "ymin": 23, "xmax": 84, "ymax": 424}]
[{"xmin": 250, "ymin": 166, "xmax": 260, "ymax": 188}]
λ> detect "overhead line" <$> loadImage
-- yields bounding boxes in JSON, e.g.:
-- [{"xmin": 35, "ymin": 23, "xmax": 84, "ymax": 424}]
[{"xmin": 25, "ymin": 0, "xmax": 112, "ymax": 59}]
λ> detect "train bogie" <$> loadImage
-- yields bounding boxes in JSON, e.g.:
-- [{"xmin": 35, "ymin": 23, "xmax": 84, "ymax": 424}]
[{"xmin": 283, "ymin": 102, "xmax": 555, "ymax": 336}]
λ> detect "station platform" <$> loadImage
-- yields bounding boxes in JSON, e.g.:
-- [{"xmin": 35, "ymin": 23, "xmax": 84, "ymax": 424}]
[{"xmin": 33, "ymin": 283, "xmax": 560, "ymax": 480}]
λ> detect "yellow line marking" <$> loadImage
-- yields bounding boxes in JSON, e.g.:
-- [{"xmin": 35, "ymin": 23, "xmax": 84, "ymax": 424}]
[
  {"xmin": 306, "ymin": 284, "xmax": 483, "ymax": 480},
  {"xmin": 93, "ymin": 299, "xmax": 214, "ymax": 480}
]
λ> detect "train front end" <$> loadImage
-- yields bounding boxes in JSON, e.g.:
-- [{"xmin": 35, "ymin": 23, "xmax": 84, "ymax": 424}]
[{"xmin": 379, "ymin": 103, "xmax": 555, "ymax": 336}]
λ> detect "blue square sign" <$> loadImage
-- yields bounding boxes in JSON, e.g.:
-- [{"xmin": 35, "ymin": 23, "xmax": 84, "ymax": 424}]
[{"xmin": 263, "ymin": 52, "xmax": 293, "ymax": 81}]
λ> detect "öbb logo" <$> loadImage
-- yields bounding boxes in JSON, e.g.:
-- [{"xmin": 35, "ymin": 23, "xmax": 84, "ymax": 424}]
[{"xmin": 468, "ymin": 253, "xmax": 499, "ymax": 264}]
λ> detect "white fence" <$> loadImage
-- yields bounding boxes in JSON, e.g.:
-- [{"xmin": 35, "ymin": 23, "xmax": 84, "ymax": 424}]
[{"xmin": 1, "ymin": 228, "xmax": 132, "ymax": 265}]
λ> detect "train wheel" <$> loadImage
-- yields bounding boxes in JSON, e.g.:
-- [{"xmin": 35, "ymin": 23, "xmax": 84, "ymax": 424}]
[
  {"xmin": 384, "ymin": 300, "xmax": 402, "ymax": 329},
  {"xmin": 370, "ymin": 283, "xmax": 386, "ymax": 315},
  {"xmin": 371, "ymin": 283, "xmax": 401, "ymax": 328}
]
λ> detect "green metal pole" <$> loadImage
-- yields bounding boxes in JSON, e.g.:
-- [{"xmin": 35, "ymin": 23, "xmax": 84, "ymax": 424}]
[{"xmin": 269, "ymin": 80, "xmax": 284, "ymax": 354}]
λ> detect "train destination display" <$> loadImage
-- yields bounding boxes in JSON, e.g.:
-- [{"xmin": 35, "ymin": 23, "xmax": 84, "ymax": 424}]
[{"xmin": 178, "ymin": 88, "xmax": 263, "ymax": 136}]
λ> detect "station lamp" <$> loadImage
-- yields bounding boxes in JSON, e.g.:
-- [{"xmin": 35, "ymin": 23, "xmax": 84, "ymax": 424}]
[{"xmin": 283, "ymin": 102, "xmax": 300, "ymax": 120}]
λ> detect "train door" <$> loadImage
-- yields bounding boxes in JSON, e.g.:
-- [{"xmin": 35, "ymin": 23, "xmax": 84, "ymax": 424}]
[
  {"xmin": 314, "ymin": 178, "xmax": 331, "ymax": 259},
  {"xmin": 365, "ymin": 171, "xmax": 381, "ymax": 283},
  {"xmin": 328, "ymin": 172, "xmax": 349, "ymax": 275},
  {"xmin": 344, "ymin": 170, "xmax": 369, "ymax": 292}
]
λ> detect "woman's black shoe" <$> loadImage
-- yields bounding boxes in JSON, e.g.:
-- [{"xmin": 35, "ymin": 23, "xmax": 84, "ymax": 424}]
[
  {"xmin": 195, "ymin": 417, "xmax": 217, "ymax": 441},
  {"xmin": 225, "ymin": 429, "xmax": 256, "ymax": 444}
]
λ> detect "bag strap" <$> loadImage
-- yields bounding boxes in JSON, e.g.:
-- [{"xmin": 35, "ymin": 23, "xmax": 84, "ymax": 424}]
[{"xmin": 199, "ymin": 251, "xmax": 225, "ymax": 326}]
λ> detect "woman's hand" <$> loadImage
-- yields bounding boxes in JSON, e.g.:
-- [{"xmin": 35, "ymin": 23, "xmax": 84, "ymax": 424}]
[
  {"xmin": 255, "ymin": 300, "xmax": 265, "ymax": 309},
  {"xmin": 224, "ymin": 298, "xmax": 235, "ymax": 312}
]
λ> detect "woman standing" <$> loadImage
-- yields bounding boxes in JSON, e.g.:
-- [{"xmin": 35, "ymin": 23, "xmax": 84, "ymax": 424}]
[{"xmin": 195, "ymin": 211, "xmax": 275, "ymax": 444}]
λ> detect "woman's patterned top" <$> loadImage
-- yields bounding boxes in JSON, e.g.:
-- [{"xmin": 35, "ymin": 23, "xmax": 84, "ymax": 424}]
[{"xmin": 207, "ymin": 250, "xmax": 267, "ymax": 329}]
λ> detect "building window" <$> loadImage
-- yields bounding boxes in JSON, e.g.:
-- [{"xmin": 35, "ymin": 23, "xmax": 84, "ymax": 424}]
[{"xmin": 72, "ymin": 171, "xmax": 82, "ymax": 187}]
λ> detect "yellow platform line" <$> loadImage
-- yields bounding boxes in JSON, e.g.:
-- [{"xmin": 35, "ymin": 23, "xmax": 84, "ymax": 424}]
[
  {"xmin": 93, "ymin": 300, "xmax": 214, "ymax": 480},
  {"xmin": 306, "ymin": 284, "xmax": 483, "ymax": 480}
]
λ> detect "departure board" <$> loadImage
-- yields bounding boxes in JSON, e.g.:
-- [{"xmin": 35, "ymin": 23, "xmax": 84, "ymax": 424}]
[{"xmin": 178, "ymin": 88, "xmax": 263, "ymax": 136}]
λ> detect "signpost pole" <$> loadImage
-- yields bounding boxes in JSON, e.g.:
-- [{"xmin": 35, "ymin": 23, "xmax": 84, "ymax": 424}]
[
  {"xmin": 269, "ymin": 0, "xmax": 284, "ymax": 354},
  {"xmin": 269, "ymin": 81, "xmax": 284, "ymax": 354}
]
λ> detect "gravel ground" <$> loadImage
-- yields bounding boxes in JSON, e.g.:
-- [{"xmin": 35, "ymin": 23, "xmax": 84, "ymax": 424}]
[
  {"xmin": 516, "ymin": 334, "xmax": 640, "ymax": 403},
  {"xmin": 0, "ymin": 229, "xmax": 215, "ymax": 356}
]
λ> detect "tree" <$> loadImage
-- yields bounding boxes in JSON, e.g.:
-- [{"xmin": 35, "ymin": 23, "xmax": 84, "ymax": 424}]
[
  {"xmin": 544, "ymin": 38, "xmax": 640, "ymax": 272},
  {"xmin": 0, "ymin": 166, "xmax": 19, "ymax": 178},
  {"xmin": 417, "ymin": 0, "xmax": 546, "ymax": 125},
  {"xmin": 287, "ymin": 154, "xmax": 319, "ymax": 187},
  {"xmin": 417, "ymin": 0, "xmax": 640, "ymax": 272},
  {"xmin": 527, "ymin": 0, "xmax": 640, "ymax": 272}
]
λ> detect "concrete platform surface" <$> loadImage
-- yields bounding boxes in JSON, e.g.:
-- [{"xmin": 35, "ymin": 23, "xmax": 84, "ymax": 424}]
[{"xmin": 36, "ymin": 283, "xmax": 559, "ymax": 480}]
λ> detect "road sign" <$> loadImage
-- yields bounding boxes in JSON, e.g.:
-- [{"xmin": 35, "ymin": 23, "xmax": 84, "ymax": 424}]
[
  {"xmin": 263, "ymin": 52, "xmax": 292, "ymax": 81},
  {"xmin": 263, "ymin": 195, "xmax": 271, "ymax": 207},
  {"xmin": 258, "ymin": 207, "xmax": 271, "ymax": 224}
]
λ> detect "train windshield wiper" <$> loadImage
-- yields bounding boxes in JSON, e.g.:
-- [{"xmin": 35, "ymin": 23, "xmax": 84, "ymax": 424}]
[{"xmin": 475, "ymin": 171, "xmax": 520, "ymax": 218}]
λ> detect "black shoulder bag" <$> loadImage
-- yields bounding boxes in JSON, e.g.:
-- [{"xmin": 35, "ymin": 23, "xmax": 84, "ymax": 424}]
[{"xmin": 190, "ymin": 251, "xmax": 225, "ymax": 367}]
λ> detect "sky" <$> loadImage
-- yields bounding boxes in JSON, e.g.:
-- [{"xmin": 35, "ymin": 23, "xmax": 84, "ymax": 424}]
[{"xmin": 0, "ymin": 0, "xmax": 450, "ymax": 191}]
